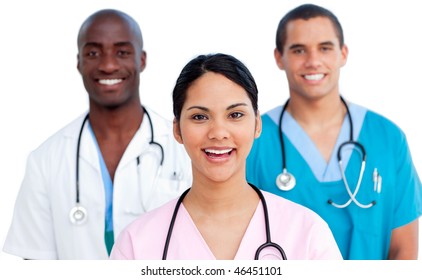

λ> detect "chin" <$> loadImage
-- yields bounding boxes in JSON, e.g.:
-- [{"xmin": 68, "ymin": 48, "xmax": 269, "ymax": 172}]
[{"xmin": 205, "ymin": 171, "xmax": 235, "ymax": 183}]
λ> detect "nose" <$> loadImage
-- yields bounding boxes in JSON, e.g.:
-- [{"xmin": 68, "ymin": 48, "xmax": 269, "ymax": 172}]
[
  {"xmin": 207, "ymin": 119, "xmax": 230, "ymax": 140},
  {"xmin": 304, "ymin": 49, "xmax": 322, "ymax": 69},
  {"xmin": 98, "ymin": 53, "xmax": 120, "ymax": 73}
]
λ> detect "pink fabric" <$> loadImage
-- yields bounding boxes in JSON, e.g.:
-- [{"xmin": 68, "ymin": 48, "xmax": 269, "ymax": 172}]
[{"xmin": 110, "ymin": 191, "xmax": 342, "ymax": 260}]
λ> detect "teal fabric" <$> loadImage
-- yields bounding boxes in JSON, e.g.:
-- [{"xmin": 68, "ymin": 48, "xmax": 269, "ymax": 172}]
[
  {"xmin": 246, "ymin": 103, "xmax": 422, "ymax": 259},
  {"xmin": 88, "ymin": 124, "xmax": 115, "ymax": 255},
  {"xmin": 104, "ymin": 230, "xmax": 115, "ymax": 256}
]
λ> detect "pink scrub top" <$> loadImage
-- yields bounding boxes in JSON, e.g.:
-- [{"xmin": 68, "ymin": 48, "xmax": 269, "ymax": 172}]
[{"xmin": 110, "ymin": 191, "xmax": 342, "ymax": 260}]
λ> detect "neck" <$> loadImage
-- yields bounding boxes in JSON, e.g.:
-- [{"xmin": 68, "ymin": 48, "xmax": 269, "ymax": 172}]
[
  {"xmin": 286, "ymin": 94, "xmax": 348, "ymax": 162},
  {"xmin": 88, "ymin": 103, "xmax": 144, "ymax": 139},
  {"xmin": 287, "ymin": 94, "xmax": 346, "ymax": 127},
  {"xmin": 184, "ymin": 176, "xmax": 258, "ymax": 217}
]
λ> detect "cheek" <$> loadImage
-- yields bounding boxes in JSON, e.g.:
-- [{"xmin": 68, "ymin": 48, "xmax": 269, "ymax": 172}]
[
  {"xmin": 179, "ymin": 124, "xmax": 202, "ymax": 149},
  {"xmin": 234, "ymin": 128, "xmax": 256, "ymax": 152},
  {"xmin": 281, "ymin": 63, "xmax": 296, "ymax": 77}
]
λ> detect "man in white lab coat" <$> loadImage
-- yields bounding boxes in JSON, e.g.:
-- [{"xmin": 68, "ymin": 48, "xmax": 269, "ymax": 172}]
[{"xmin": 3, "ymin": 9, "xmax": 191, "ymax": 259}]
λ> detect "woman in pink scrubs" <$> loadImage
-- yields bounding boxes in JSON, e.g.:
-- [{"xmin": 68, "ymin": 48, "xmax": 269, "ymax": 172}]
[{"xmin": 110, "ymin": 54, "xmax": 342, "ymax": 260}]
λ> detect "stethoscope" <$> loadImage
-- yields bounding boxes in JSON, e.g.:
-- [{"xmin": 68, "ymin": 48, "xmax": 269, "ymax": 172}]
[
  {"xmin": 162, "ymin": 184, "xmax": 287, "ymax": 260},
  {"xmin": 69, "ymin": 107, "xmax": 164, "ymax": 225},
  {"xmin": 276, "ymin": 96, "xmax": 379, "ymax": 209}
]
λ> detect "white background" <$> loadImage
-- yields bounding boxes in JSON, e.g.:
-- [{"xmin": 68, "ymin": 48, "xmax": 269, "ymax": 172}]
[{"xmin": 0, "ymin": 0, "xmax": 421, "ymax": 260}]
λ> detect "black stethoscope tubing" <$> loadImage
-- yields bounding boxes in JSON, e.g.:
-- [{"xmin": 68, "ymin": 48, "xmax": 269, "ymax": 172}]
[
  {"xmin": 74, "ymin": 106, "xmax": 164, "ymax": 212},
  {"xmin": 162, "ymin": 183, "xmax": 287, "ymax": 260},
  {"xmin": 279, "ymin": 96, "xmax": 355, "ymax": 172},
  {"xmin": 279, "ymin": 96, "xmax": 373, "ymax": 207},
  {"xmin": 75, "ymin": 114, "xmax": 89, "ymax": 205}
]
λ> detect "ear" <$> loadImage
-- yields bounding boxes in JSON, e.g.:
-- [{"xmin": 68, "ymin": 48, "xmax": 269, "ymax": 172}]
[
  {"xmin": 173, "ymin": 118, "xmax": 183, "ymax": 144},
  {"xmin": 274, "ymin": 48, "xmax": 285, "ymax": 70},
  {"xmin": 77, "ymin": 53, "xmax": 81, "ymax": 74},
  {"xmin": 340, "ymin": 44, "xmax": 349, "ymax": 68},
  {"xmin": 254, "ymin": 112, "xmax": 262, "ymax": 139},
  {"xmin": 140, "ymin": 50, "xmax": 147, "ymax": 72}
]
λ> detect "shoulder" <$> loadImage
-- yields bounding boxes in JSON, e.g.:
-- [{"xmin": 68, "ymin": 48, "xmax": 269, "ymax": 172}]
[
  {"xmin": 263, "ymin": 190, "xmax": 328, "ymax": 227},
  {"xmin": 112, "ymin": 197, "xmax": 179, "ymax": 259},
  {"xmin": 144, "ymin": 106, "xmax": 173, "ymax": 133},
  {"xmin": 121, "ymin": 198, "xmax": 178, "ymax": 236},
  {"xmin": 29, "ymin": 113, "xmax": 87, "ymax": 158},
  {"xmin": 354, "ymin": 103, "xmax": 405, "ymax": 135},
  {"xmin": 262, "ymin": 105, "xmax": 283, "ymax": 127},
  {"xmin": 144, "ymin": 106, "xmax": 188, "ymax": 153},
  {"xmin": 352, "ymin": 103, "xmax": 409, "ymax": 149},
  {"xmin": 252, "ymin": 106, "xmax": 282, "ymax": 145}
]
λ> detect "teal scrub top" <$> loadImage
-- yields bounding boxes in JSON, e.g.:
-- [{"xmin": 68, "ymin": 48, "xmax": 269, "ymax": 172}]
[{"xmin": 246, "ymin": 102, "xmax": 422, "ymax": 259}]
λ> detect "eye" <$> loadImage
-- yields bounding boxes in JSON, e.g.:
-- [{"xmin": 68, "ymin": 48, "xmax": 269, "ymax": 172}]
[
  {"xmin": 229, "ymin": 112, "xmax": 244, "ymax": 119},
  {"xmin": 320, "ymin": 46, "xmax": 333, "ymax": 52},
  {"xmin": 117, "ymin": 49, "xmax": 131, "ymax": 57},
  {"xmin": 86, "ymin": 50, "xmax": 98, "ymax": 57},
  {"xmin": 292, "ymin": 48, "xmax": 305, "ymax": 55},
  {"xmin": 192, "ymin": 114, "xmax": 208, "ymax": 121},
  {"xmin": 320, "ymin": 44, "xmax": 334, "ymax": 52}
]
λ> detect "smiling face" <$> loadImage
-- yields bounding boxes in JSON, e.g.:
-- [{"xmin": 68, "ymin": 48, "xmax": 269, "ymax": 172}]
[
  {"xmin": 77, "ymin": 12, "xmax": 146, "ymax": 110},
  {"xmin": 174, "ymin": 72, "xmax": 261, "ymax": 184},
  {"xmin": 274, "ymin": 16, "xmax": 348, "ymax": 101}
]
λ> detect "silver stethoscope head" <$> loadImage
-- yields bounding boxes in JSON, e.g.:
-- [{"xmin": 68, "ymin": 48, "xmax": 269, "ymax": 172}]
[
  {"xmin": 70, "ymin": 114, "xmax": 90, "ymax": 225},
  {"xmin": 69, "ymin": 204, "xmax": 88, "ymax": 225},
  {"xmin": 276, "ymin": 168, "xmax": 296, "ymax": 191},
  {"xmin": 70, "ymin": 107, "xmax": 164, "ymax": 225},
  {"xmin": 277, "ymin": 97, "xmax": 377, "ymax": 208},
  {"xmin": 276, "ymin": 99, "xmax": 297, "ymax": 191}
]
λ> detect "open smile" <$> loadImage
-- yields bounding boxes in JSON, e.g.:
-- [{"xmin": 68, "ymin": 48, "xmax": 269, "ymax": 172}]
[
  {"xmin": 203, "ymin": 148, "xmax": 234, "ymax": 159},
  {"xmin": 97, "ymin": 78, "xmax": 124, "ymax": 85},
  {"xmin": 303, "ymin": 73, "xmax": 325, "ymax": 81}
]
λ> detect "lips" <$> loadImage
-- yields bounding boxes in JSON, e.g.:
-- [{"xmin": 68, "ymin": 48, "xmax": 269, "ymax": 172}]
[
  {"xmin": 204, "ymin": 148, "xmax": 233, "ymax": 158},
  {"xmin": 98, "ymin": 78, "xmax": 123, "ymax": 85},
  {"xmin": 303, "ymin": 73, "xmax": 325, "ymax": 81}
]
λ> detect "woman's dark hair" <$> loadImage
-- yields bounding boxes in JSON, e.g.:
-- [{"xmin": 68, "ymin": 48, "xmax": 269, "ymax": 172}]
[{"xmin": 173, "ymin": 53, "xmax": 258, "ymax": 121}]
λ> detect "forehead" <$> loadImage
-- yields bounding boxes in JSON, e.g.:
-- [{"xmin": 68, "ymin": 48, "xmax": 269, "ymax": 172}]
[
  {"xmin": 185, "ymin": 72, "xmax": 251, "ymax": 105},
  {"xmin": 285, "ymin": 17, "xmax": 339, "ymax": 46},
  {"xmin": 78, "ymin": 15, "xmax": 140, "ymax": 48}
]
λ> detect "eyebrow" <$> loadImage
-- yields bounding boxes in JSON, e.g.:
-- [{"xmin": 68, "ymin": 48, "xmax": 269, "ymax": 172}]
[
  {"xmin": 288, "ymin": 41, "xmax": 335, "ymax": 50},
  {"xmin": 82, "ymin": 41, "xmax": 134, "ymax": 48},
  {"xmin": 319, "ymin": 41, "xmax": 335, "ymax": 47},
  {"xmin": 288, "ymin": 43, "xmax": 305, "ymax": 50},
  {"xmin": 227, "ymin": 103, "xmax": 248, "ymax": 110},
  {"xmin": 186, "ymin": 103, "xmax": 249, "ymax": 111},
  {"xmin": 82, "ymin": 42, "xmax": 102, "ymax": 49},
  {"xmin": 114, "ymin": 41, "xmax": 134, "ymax": 48}
]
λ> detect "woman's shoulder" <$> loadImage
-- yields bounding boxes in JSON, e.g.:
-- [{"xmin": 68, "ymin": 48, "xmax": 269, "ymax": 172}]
[
  {"xmin": 124, "ymin": 198, "xmax": 179, "ymax": 235},
  {"xmin": 262, "ymin": 190, "xmax": 326, "ymax": 223}
]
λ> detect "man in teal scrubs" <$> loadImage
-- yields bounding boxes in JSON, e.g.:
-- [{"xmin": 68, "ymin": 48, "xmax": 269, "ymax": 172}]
[{"xmin": 246, "ymin": 3, "xmax": 422, "ymax": 259}]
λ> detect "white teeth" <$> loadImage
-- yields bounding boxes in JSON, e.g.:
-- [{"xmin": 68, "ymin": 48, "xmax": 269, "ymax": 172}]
[
  {"xmin": 304, "ymin": 74, "xmax": 324, "ymax": 81},
  {"xmin": 99, "ymin": 79, "xmax": 122, "ymax": 85},
  {"xmin": 205, "ymin": 148, "xmax": 233, "ymax": 154}
]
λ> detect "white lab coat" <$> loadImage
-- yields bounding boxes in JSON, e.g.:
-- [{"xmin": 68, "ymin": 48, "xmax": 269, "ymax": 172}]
[{"xmin": 3, "ymin": 107, "xmax": 192, "ymax": 259}]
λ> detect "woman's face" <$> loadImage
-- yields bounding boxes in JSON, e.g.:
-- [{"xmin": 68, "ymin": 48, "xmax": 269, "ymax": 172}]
[{"xmin": 174, "ymin": 72, "xmax": 261, "ymax": 184}]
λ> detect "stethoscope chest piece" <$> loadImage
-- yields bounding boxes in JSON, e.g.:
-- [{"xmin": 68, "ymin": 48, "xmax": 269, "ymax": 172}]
[
  {"xmin": 70, "ymin": 107, "xmax": 163, "ymax": 227},
  {"xmin": 276, "ymin": 169, "xmax": 296, "ymax": 191},
  {"xmin": 69, "ymin": 205, "xmax": 88, "ymax": 225}
]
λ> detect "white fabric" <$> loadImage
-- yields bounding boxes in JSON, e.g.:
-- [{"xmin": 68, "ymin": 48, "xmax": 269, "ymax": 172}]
[{"xmin": 3, "ymin": 107, "xmax": 192, "ymax": 259}]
